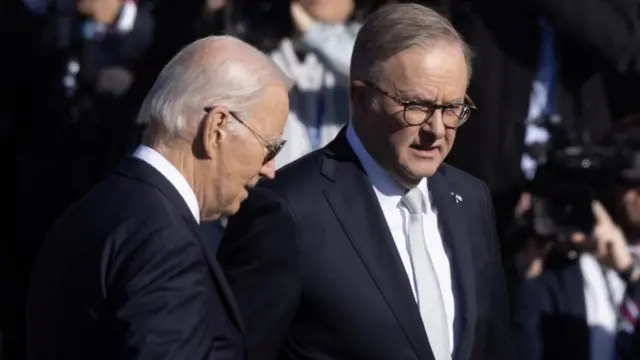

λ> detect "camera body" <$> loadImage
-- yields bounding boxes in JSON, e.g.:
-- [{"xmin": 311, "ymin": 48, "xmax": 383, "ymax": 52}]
[
  {"xmin": 529, "ymin": 145, "xmax": 610, "ymax": 241},
  {"xmin": 525, "ymin": 117, "xmax": 640, "ymax": 243}
]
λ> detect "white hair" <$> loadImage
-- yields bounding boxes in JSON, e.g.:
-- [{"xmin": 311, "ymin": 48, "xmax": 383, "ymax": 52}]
[
  {"xmin": 350, "ymin": 3, "xmax": 473, "ymax": 83},
  {"xmin": 136, "ymin": 35, "xmax": 292, "ymax": 139}
]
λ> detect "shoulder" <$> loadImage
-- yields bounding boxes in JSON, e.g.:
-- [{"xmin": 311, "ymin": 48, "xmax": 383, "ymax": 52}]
[
  {"xmin": 437, "ymin": 163, "xmax": 496, "ymax": 241},
  {"xmin": 104, "ymin": 224, "xmax": 204, "ymax": 285},
  {"xmin": 49, "ymin": 172, "xmax": 198, "ymax": 254},
  {"xmin": 439, "ymin": 162, "xmax": 492, "ymax": 208},
  {"xmin": 256, "ymin": 149, "xmax": 329, "ymax": 203},
  {"xmin": 440, "ymin": 162, "xmax": 489, "ymax": 191},
  {"xmin": 223, "ymin": 150, "xmax": 330, "ymax": 242}
]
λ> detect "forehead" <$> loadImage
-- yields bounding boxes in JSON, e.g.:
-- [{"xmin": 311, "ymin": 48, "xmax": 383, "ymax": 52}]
[
  {"xmin": 378, "ymin": 43, "xmax": 468, "ymax": 100},
  {"xmin": 247, "ymin": 85, "xmax": 290, "ymax": 139}
]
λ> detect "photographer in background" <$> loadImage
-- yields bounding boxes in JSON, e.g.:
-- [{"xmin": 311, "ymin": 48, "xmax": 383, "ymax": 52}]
[
  {"xmin": 231, "ymin": 0, "xmax": 387, "ymax": 168},
  {"xmin": 272, "ymin": 0, "xmax": 361, "ymax": 168},
  {"xmin": 509, "ymin": 144, "xmax": 640, "ymax": 360},
  {"xmin": 439, "ymin": 0, "xmax": 640, "ymax": 243}
]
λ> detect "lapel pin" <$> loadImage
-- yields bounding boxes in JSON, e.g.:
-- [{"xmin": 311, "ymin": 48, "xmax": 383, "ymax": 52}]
[{"xmin": 450, "ymin": 192, "xmax": 463, "ymax": 203}]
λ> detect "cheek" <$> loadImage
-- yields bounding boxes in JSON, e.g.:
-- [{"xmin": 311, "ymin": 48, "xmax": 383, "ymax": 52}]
[
  {"xmin": 240, "ymin": 152, "xmax": 266, "ymax": 181},
  {"xmin": 443, "ymin": 129, "xmax": 457, "ymax": 150},
  {"xmin": 221, "ymin": 155, "xmax": 257, "ymax": 187},
  {"xmin": 389, "ymin": 126, "xmax": 414, "ymax": 148}
]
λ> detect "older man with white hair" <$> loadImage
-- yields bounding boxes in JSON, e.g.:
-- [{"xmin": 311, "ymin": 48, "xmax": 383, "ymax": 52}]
[{"xmin": 26, "ymin": 35, "xmax": 290, "ymax": 360}]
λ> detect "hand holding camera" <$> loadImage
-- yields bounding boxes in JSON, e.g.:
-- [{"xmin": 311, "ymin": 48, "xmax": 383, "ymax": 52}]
[
  {"xmin": 588, "ymin": 200, "xmax": 633, "ymax": 272},
  {"xmin": 514, "ymin": 196, "xmax": 634, "ymax": 280}
]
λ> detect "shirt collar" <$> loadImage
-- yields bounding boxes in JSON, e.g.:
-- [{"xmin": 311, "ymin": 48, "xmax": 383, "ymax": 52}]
[{"xmin": 132, "ymin": 145, "xmax": 200, "ymax": 223}]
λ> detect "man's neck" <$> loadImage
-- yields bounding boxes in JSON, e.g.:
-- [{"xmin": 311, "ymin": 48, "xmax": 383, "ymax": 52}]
[{"xmin": 153, "ymin": 143, "xmax": 202, "ymax": 203}]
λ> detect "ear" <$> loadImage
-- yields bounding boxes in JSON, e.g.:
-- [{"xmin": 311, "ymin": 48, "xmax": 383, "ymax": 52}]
[
  {"xmin": 201, "ymin": 106, "xmax": 230, "ymax": 159},
  {"xmin": 350, "ymin": 80, "xmax": 369, "ymax": 111}
]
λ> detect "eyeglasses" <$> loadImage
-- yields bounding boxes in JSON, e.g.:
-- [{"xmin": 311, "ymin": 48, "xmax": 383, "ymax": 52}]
[
  {"xmin": 362, "ymin": 81, "xmax": 476, "ymax": 128},
  {"xmin": 204, "ymin": 106, "xmax": 286, "ymax": 164}
]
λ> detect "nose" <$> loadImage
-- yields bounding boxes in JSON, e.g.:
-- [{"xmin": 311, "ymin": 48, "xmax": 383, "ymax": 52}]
[
  {"xmin": 422, "ymin": 110, "xmax": 446, "ymax": 138},
  {"xmin": 259, "ymin": 159, "xmax": 276, "ymax": 180}
]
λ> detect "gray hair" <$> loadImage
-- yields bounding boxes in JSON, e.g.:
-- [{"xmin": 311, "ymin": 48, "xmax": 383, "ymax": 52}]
[
  {"xmin": 350, "ymin": 3, "xmax": 473, "ymax": 83},
  {"xmin": 136, "ymin": 35, "xmax": 292, "ymax": 138}
]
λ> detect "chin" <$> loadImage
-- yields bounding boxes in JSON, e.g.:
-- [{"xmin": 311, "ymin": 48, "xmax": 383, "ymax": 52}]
[
  {"xmin": 410, "ymin": 168, "xmax": 438, "ymax": 180},
  {"xmin": 221, "ymin": 205, "xmax": 240, "ymax": 217},
  {"xmin": 222, "ymin": 195, "xmax": 250, "ymax": 217},
  {"xmin": 404, "ymin": 160, "xmax": 442, "ymax": 179}
]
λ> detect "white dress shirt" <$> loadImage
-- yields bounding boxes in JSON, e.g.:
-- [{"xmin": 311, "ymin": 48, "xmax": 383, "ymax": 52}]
[
  {"xmin": 132, "ymin": 145, "xmax": 200, "ymax": 223},
  {"xmin": 346, "ymin": 124, "xmax": 458, "ymax": 354}
]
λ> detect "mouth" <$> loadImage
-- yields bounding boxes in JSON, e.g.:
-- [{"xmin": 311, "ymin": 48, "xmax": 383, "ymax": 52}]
[{"xmin": 409, "ymin": 144, "xmax": 440, "ymax": 158}]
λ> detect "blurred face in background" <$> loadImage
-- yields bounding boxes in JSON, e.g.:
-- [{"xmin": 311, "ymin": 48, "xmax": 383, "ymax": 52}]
[
  {"xmin": 298, "ymin": 0, "xmax": 354, "ymax": 24},
  {"xmin": 205, "ymin": 0, "xmax": 226, "ymax": 11},
  {"xmin": 352, "ymin": 42, "xmax": 470, "ymax": 187},
  {"xmin": 76, "ymin": 0, "xmax": 122, "ymax": 23}
]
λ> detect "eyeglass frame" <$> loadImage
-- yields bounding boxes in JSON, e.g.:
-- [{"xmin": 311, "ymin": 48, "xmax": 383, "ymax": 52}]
[
  {"xmin": 360, "ymin": 80, "xmax": 477, "ymax": 128},
  {"xmin": 203, "ymin": 106, "xmax": 286, "ymax": 164}
]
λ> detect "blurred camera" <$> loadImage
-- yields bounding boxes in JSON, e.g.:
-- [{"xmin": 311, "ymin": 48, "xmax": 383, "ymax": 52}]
[
  {"xmin": 529, "ymin": 143, "xmax": 614, "ymax": 240},
  {"xmin": 523, "ymin": 116, "xmax": 640, "ymax": 244}
]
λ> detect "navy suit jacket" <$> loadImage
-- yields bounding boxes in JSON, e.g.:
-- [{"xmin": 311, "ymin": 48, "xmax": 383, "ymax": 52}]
[
  {"xmin": 218, "ymin": 130, "xmax": 515, "ymax": 360},
  {"xmin": 26, "ymin": 157, "xmax": 246, "ymax": 360},
  {"xmin": 510, "ymin": 256, "xmax": 592, "ymax": 360}
]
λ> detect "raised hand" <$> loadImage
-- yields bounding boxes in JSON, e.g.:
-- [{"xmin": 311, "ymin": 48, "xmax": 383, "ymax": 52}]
[{"xmin": 591, "ymin": 200, "xmax": 633, "ymax": 271}]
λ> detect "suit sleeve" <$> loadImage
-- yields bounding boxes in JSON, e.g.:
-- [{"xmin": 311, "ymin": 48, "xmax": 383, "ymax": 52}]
[
  {"xmin": 481, "ymin": 183, "xmax": 518, "ymax": 359},
  {"xmin": 218, "ymin": 187, "xmax": 302, "ymax": 360},
  {"xmin": 534, "ymin": 0, "xmax": 640, "ymax": 74},
  {"xmin": 106, "ymin": 227, "xmax": 223, "ymax": 360}
]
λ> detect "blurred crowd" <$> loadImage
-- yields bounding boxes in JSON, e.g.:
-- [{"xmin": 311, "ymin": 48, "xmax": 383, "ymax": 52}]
[{"xmin": 4, "ymin": 0, "xmax": 640, "ymax": 359}]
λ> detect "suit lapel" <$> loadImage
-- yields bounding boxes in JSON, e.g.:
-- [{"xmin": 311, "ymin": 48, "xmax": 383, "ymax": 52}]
[
  {"xmin": 195, "ymin": 222, "xmax": 247, "ymax": 337},
  {"xmin": 321, "ymin": 133, "xmax": 435, "ymax": 360},
  {"xmin": 115, "ymin": 157, "xmax": 245, "ymax": 336},
  {"xmin": 429, "ymin": 171, "xmax": 477, "ymax": 360}
]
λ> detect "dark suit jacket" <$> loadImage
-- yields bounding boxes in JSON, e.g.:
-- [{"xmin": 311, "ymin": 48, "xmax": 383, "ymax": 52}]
[
  {"xmin": 510, "ymin": 256, "xmax": 591, "ymax": 360},
  {"xmin": 26, "ymin": 157, "xmax": 246, "ymax": 360},
  {"xmin": 218, "ymin": 131, "xmax": 515, "ymax": 360}
]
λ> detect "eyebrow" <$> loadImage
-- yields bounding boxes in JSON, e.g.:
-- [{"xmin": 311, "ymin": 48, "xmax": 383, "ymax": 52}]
[
  {"xmin": 392, "ymin": 87, "xmax": 464, "ymax": 104},
  {"xmin": 399, "ymin": 93, "xmax": 465, "ymax": 104}
]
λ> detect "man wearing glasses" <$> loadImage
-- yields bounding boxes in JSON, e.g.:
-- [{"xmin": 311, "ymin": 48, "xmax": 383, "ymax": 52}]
[
  {"xmin": 26, "ymin": 36, "xmax": 290, "ymax": 360},
  {"xmin": 219, "ymin": 3, "xmax": 514, "ymax": 360}
]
